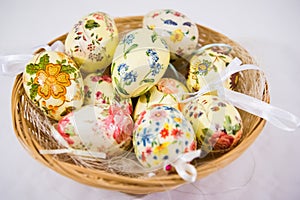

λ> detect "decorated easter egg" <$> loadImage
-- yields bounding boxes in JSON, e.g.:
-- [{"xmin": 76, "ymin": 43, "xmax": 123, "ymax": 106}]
[
  {"xmin": 143, "ymin": 9, "xmax": 198, "ymax": 58},
  {"xmin": 65, "ymin": 12, "xmax": 119, "ymax": 73},
  {"xmin": 133, "ymin": 78, "xmax": 188, "ymax": 120},
  {"xmin": 23, "ymin": 51, "xmax": 84, "ymax": 121},
  {"xmin": 112, "ymin": 28, "xmax": 170, "ymax": 98},
  {"xmin": 133, "ymin": 105, "xmax": 197, "ymax": 169},
  {"xmin": 182, "ymin": 95, "xmax": 243, "ymax": 151},
  {"xmin": 83, "ymin": 73, "xmax": 132, "ymax": 113},
  {"xmin": 186, "ymin": 49, "xmax": 234, "ymax": 93},
  {"xmin": 56, "ymin": 104, "xmax": 134, "ymax": 157}
]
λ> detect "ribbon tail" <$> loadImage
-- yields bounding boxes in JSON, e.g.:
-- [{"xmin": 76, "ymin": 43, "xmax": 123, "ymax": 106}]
[
  {"xmin": 0, "ymin": 54, "xmax": 33, "ymax": 76},
  {"xmin": 224, "ymin": 89, "xmax": 300, "ymax": 131},
  {"xmin": 166, "ymin": 150, "xmax": 201, "ymax": 182}
]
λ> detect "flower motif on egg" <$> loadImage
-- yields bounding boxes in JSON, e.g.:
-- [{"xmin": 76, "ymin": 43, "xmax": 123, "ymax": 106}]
[
  {"xmin": 23, "ymin": 51, "xmax": 84, "ymax": 121},
  {"xmin": 143, "ymin": 9, "xmax": 199, "ymax": 58},
  {"xmin": 182, "ymin": 95, "xmax": 243, "ymax": 151},
  {"xmin": 65, "ymin": 12, "xmax": 119, "ymax": 73},
  {"xmin": 112, "ymin": 28, "xmax": 170, "ymax": 98},
  {"xmin": 133, "ymin": 78, "xmax": 188, "ymax": 120},
  {"xmin": 133, "ymin": 105, "xmax": 197, "ymax": 169},
  {"xmin": 170, "ymin": 29, "xmax": 184, "ymax": 43},
  {"xmin": 83, "ymin": 73, "xmax": 132, "ymax": 113},
  {"xmin": 187, "ymin": 49, "xmax": 233, "ymax": 93},
  {"xmin": 34, "ymin": 63, "xmax": 71, "ymax": 100}
]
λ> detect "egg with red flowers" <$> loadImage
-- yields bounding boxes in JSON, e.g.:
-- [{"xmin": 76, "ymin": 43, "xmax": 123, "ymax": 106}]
[{"xmin": 133, "ymin": 105, "xmax": 196, "ymax": 169}]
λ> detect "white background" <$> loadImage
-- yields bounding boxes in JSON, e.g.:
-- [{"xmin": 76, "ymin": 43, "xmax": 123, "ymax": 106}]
[{"xmin": 1, "ymin": 0, "xmax": 300, "ymax": 199}]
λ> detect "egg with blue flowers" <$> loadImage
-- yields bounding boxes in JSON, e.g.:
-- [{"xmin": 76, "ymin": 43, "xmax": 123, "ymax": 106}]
[
  {"xmin": 111, "ymin": 28, "xmax": 170, "ymax": 98},
  {"xmin": 133, "ymin": 105, "xmax": 197, "ymax": 169}
]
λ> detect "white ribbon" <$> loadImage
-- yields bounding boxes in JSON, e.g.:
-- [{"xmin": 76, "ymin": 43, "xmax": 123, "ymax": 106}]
[
  {"xmin": 179, "ymin": 57, "xmax": 300, "ymax": 131},
  {"xmin": 224, "ymin": 89, "xmax": 300, "ymax": 131},
  {"xmin": 164, "ymin": 150, "xmax": 201, "ymax": 182},
  {"xmin": 39, "ymin": 125, "xmax": 107, "ymax": 159},
  {"xmin": 39, "ymin": 148, "xmax": 106, "ymax": 159},
  {"xmin": 0, "ymin": 41, "xmax": 65, "ymax": 77}
]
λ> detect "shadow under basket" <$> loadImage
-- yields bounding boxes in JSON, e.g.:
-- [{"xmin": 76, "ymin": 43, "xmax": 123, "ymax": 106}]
[{"xmin": 11, "ymin": 16, "xmax": 270, "ymax": 194}]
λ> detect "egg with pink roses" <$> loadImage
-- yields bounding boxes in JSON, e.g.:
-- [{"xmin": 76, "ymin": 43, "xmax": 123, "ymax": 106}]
[{"xmin": 55, "ymin": 104, "xmax": 134, "ymax": 157}]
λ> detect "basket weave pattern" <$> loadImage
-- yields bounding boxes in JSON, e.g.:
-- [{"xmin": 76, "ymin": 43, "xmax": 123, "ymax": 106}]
[{"xmin": 11, "ymin": 16, "xmax": 269, "ymax": 194}]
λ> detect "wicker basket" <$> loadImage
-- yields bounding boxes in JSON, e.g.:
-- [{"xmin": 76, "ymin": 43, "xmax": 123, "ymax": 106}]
[{"xmin": 11, "ymin": 16, "xmax": 269, "ymax": 194}]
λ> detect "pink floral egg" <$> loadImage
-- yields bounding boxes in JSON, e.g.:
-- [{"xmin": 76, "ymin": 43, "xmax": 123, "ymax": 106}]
[
  {"xmin": 83, "ymin": 73, "xmax": 132, "ymax": 113},
  {"xmin": 133, "ymin": 78, "xmax": 187, "ymax": 120},
  {"xmin": 133, "ymin": 105, "xmax": 196, "ymax": 169},
  {"xmin": 182, "ymin": 95, "xmax": 243, "ymax": 151},
  {"xmin": 56, "ymin": 104, "xmax": 134, "ymax": 157}
]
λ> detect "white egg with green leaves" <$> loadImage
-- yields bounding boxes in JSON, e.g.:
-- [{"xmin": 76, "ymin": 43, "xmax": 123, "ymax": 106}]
[{"xmin": 65, "ymin": 12, "xmax": 119, "ymax": 73}]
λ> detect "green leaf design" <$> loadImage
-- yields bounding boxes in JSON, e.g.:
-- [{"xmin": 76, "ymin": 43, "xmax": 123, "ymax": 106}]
[
  {"xmin": 26, "ymin": 64, "xmax": 41, "ymax": 75},
  {"xmin": 225, "ymin": 115, "xmax": 232, "ymax": 125},
  {"xmin": 39, "ymin": 54, "xmax": 49, "ymax": 70},
  {"xmin": 191, "ymin": 36, "xmax": 196, "ymax": 41},
  {"xmin": 61, "ymin": 64, "xmax": 76, "ymax": 74},
  {"xmin": 114, "ymin": 77, "xmax": 129, "ymax": 95},
  {"xmin": 232, "ymin": 124, "xmax": 241, "ymax": 135},
  {"xmin": 202, "ymin": 128, "xmax": 213, "ymax": 137},
  {"xmin": 29, "ymin": 84, "xmax": 39, "ymax": 100},
  {"xmin": 151, "ymin": 32, "xmax": 158, "ymax": 43},
  {"xmin": 141, "ymin": 78, "xmax": 155, "ymax": 83},
  {"xmin": 111, "ymin": 62, "xmax": 116, "ymax": 72},
  {"xmin": 85, "ymin": 90, "xmax": 92, "ymax": 99},
  {"xmin": 60, "ymin": 106, "xmax": 76, "ymax": 117},
  {"xmin": 124, "ymin": 44, "xmax": 138, "ymax": 59},
  {"xmin": 145, "ymin": 91, "xmax": 151, "ymax": 104},
  {"xmin": 85, "ymin": 20, "xmax": 100, "ymax": 30}
]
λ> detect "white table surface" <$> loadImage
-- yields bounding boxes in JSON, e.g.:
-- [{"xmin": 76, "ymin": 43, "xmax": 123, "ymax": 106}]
[{"xmin": 1, "ymin": 0, "xmax": 300, "ymax": 199}]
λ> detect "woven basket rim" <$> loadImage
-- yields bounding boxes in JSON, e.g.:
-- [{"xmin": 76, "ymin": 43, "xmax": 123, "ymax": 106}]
[{"xmin": 11, "ymin": 15, "xmax": 269, "ymax": 194}]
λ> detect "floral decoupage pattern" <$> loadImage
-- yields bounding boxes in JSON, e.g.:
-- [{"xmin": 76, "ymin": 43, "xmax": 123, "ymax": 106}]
[
  {"xmin": 112, "ymin": 28, "xmax": 170, "ymax": 98},
  {"xmin": 65, "ymin": 12, "xmax": 119, "ymax": 73},
  {"xmin": 133, "ymin": 78, "xmax": 188, "ymax": 120},
  {"xmin": 182, "ymin": 95, "xmax": 243, "ymax": 151},
  {"xmin": 57, "ymin": 104, "xmax": 134, "ymax": 157},
  {"xmin": 83, "ymin": 73, "xmax": 132, "ymax": 113},
  {"xmin": 133, "ymin": 105, "xmax": 196, "ymax": 169},
  {"xmin": 23, "ymin": 51, "xmax": 84, "ymax": 121},
  {"xmin": 143, "ymin": 9, "xmax": 199, "ymax": 58},
  {"xmin": 187, "ymin": 49, "xmax": 234, "ymax": 93}
]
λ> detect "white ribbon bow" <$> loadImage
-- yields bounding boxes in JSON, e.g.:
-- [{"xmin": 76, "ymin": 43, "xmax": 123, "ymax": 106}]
[
  {"xmin": 0, "ymin": 41, "xmax": 65, "ymax": 76},
  {"xmin": 179, "ymin": 57, "xmax": 300, "ymax": 131},
  {"xmin": 164, "ymin": 150, "xmax": 201, "ymax": 182}
]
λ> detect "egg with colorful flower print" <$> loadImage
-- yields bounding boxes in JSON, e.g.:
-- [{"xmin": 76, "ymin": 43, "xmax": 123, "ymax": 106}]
[
  {"xmin": 143, "ymin": 9, "xmax": 199, "ymax": 58},
  {"xmin": 56, "ymin": 104, "xmax": 134, "ymax": 157},
  {"xmin": 23, "ymin": 51, "xmax": 84, "ymax": 121},
  {"xmin": 187, "ymin": 49, "xmax": 234, "ymax": 93},
  {"xmin": 65, "ymin": 12, "xmax": 119, "ymax": 73},
  {"xmin": 111, "ymin": 28, "xmax": 170, "ymax": 98},
  {"xmin": 182, "ymin": 95, "xmax": 243, "ymax": 151},
  {"xmin": 83, "ymin": 73, "xmax": 132, "ymax": 113},
  {"xmin": 133, "ymin": 105, "xmax": 197, "ymax": 169},
  {"xmin": 133, "ymin": 78, "xmax": 188, "ymax": 120}
]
